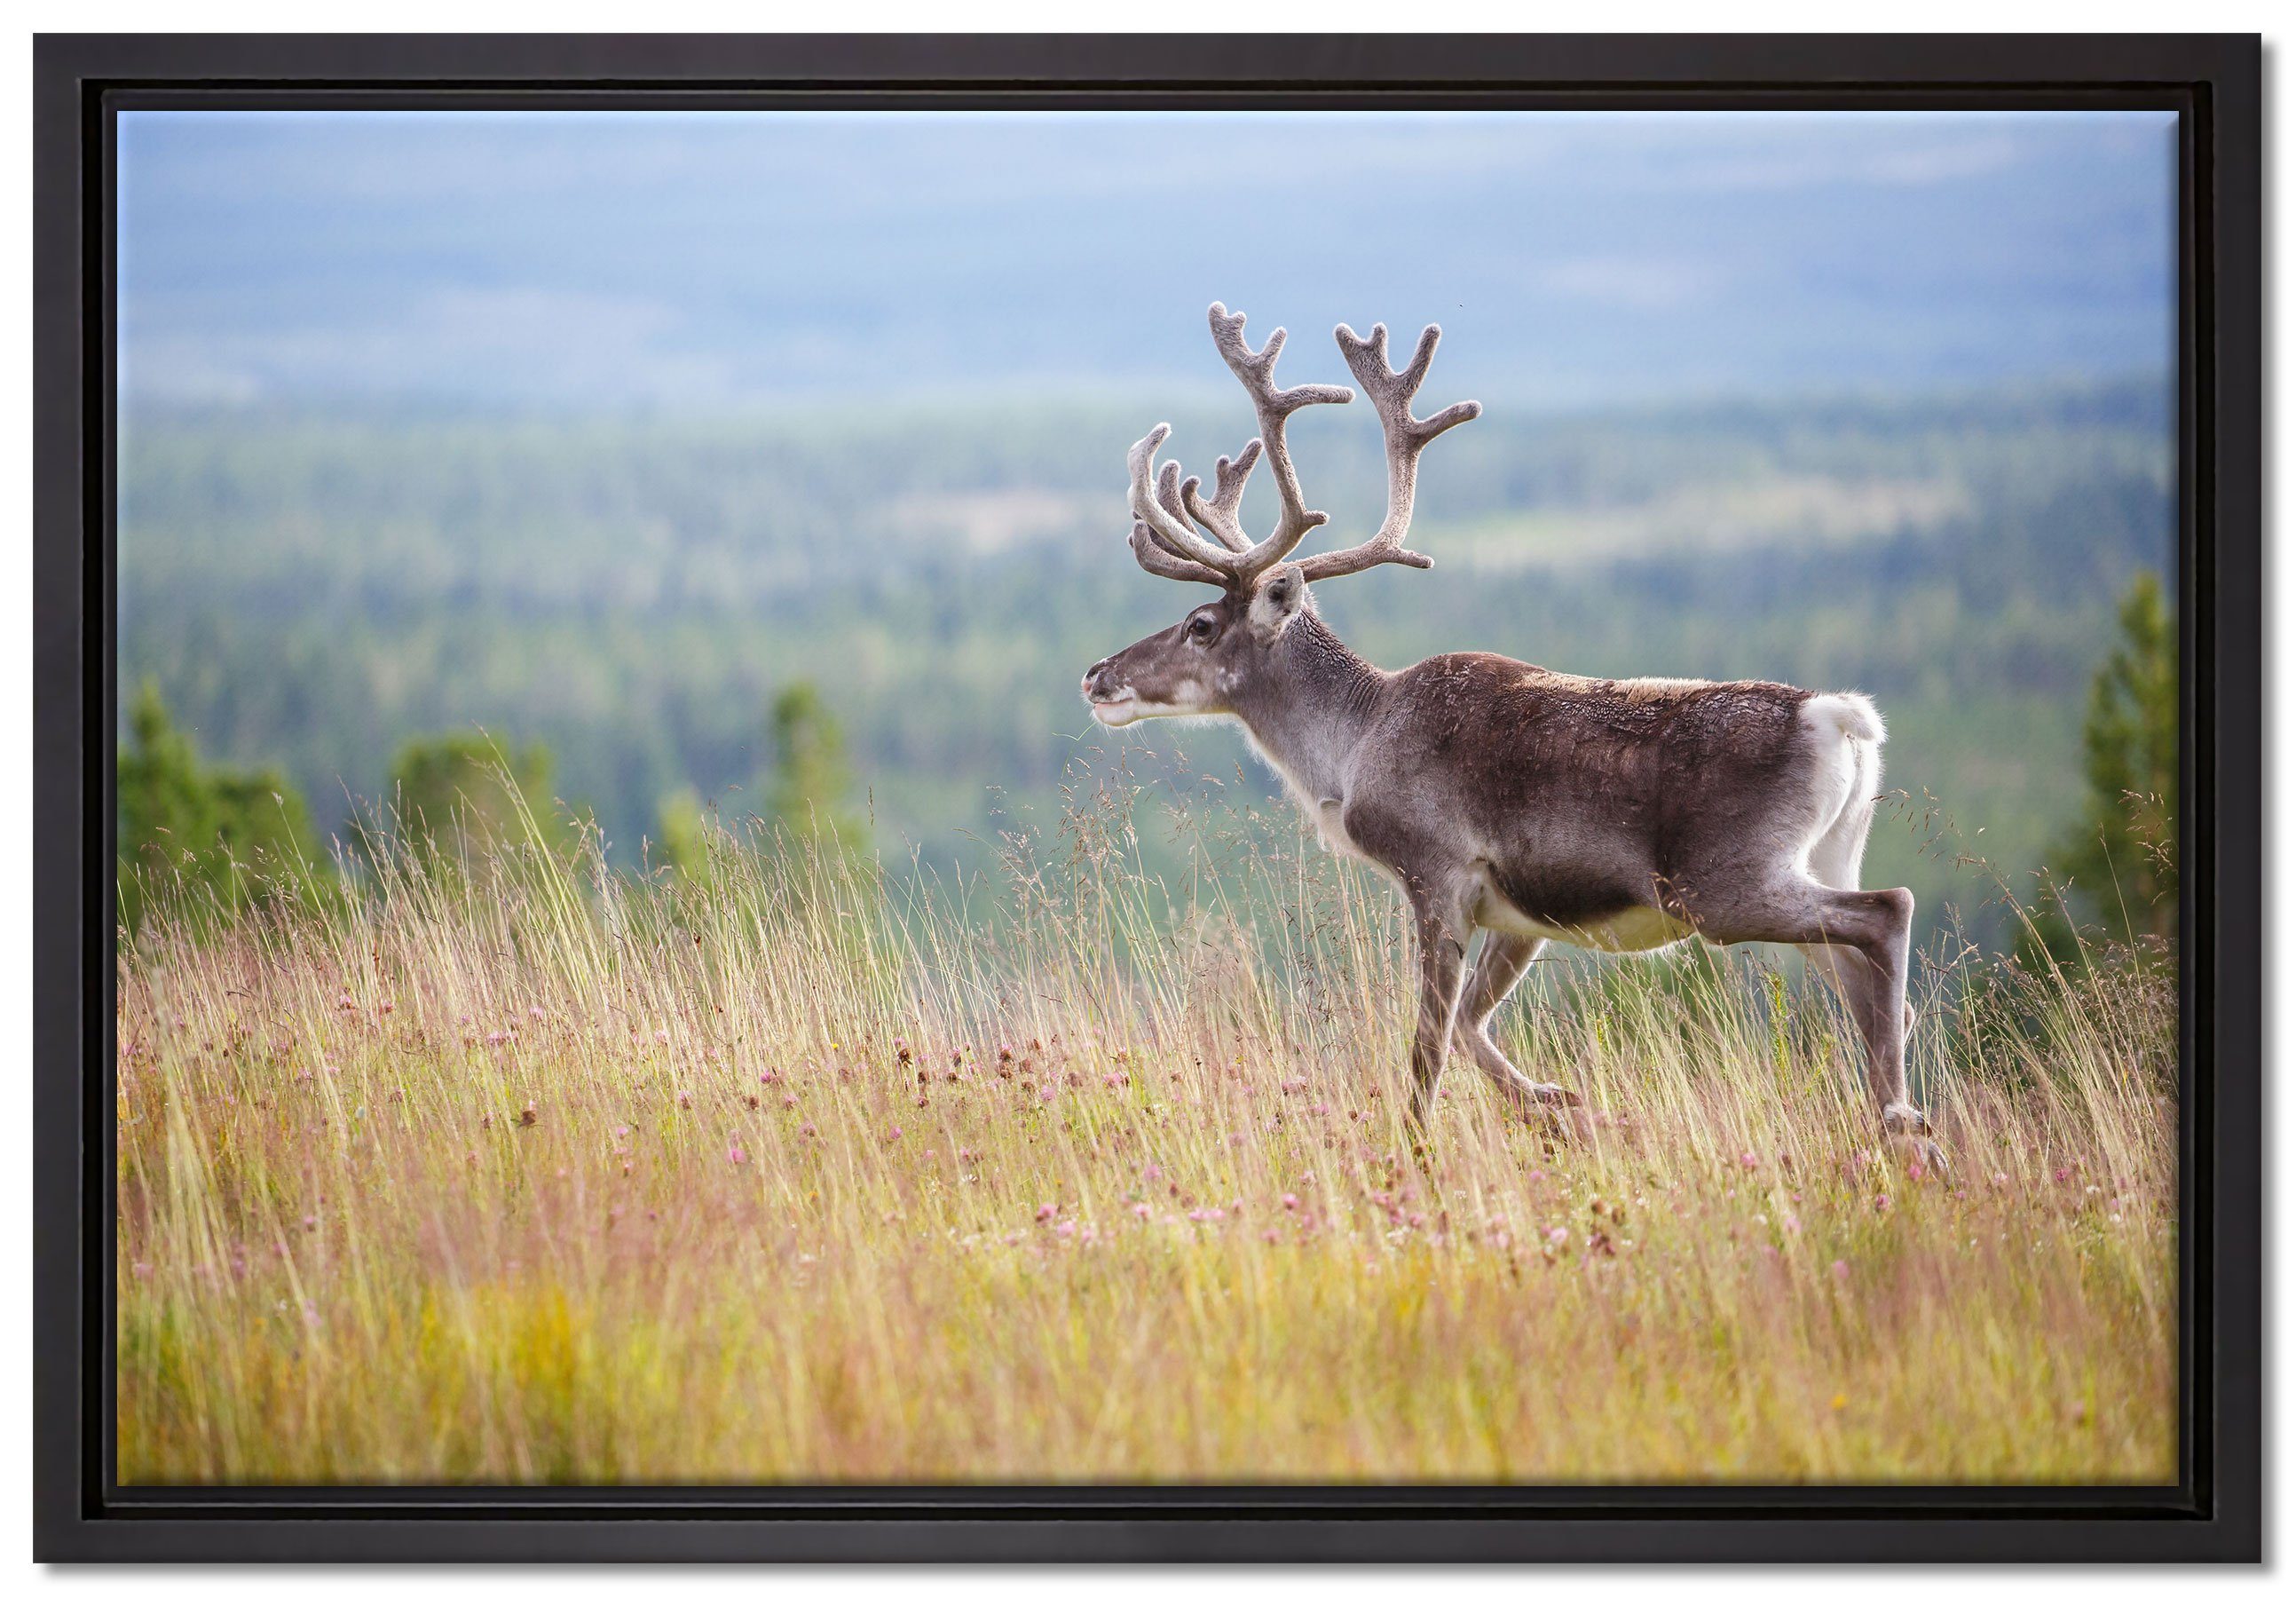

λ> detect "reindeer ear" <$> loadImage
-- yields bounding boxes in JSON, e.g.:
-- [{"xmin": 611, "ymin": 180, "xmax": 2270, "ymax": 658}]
[{"xmin": 1249, "ymin": 566, "xmax": 1309, "ymax": 642}]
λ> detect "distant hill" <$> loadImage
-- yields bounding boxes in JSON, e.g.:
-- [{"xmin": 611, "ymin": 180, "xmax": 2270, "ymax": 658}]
[{"xmin": 117, "ymin": 375, "xmax": 2174, "ymax": 947}]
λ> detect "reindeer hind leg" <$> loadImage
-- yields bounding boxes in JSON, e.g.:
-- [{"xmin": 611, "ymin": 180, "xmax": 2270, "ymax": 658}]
[
  {"xmin": 1805, "ymin": 731, "xmax": 1914, "ymax": 1039},
  {"xmin": 1694, "ymin": 872, "xmax": 1936, "ymax": 1163}
]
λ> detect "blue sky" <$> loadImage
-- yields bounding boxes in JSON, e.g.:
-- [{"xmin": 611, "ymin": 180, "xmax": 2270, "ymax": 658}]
[{"xmin": 118, "ymin": 108, "xmax": 2179, "ymax": 411}]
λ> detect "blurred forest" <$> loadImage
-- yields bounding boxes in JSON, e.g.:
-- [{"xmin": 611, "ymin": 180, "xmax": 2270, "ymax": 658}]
[{"xmin": 117, "ymin": 374, "xmax": 2174, "ymax": 949}]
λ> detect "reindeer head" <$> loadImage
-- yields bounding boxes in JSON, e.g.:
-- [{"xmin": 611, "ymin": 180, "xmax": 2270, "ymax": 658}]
[{"xmin": 1081, "ymin": 303, "xmax": 1480, "ymax": 727}]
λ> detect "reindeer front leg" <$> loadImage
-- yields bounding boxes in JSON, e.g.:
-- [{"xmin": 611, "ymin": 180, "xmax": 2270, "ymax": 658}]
[
  {"xmin": 1405, "ymin": 889, "xmax": 1470, "ymax": 1131},
  {"xmin": 1453, "ymin": 932, "xmax": 1582, "ymax": 1116}
]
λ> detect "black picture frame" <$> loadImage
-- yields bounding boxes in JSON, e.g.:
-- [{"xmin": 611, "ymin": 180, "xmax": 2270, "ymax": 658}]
[{"xmin": 33, "ymin": 32, "xmax": 2262, "ymax": 1563}]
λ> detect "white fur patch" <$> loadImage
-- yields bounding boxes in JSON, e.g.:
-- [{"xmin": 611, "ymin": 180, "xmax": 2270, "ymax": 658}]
[{"xmin": 1800, "ymin": 692, "xmax": 1886, "ymax": 744}]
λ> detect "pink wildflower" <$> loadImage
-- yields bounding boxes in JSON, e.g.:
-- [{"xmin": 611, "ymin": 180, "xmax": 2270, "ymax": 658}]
[
  {"xmin": 1832, "ymin": 1259, "xmax": 1852, "ymax": 1283},
  {"xmin": 726, "ymin": 1143, "xmax": 747, "ymax": 1167},
  {"xmin": 1035, "ymin": 1203, "xmax": 1057, "ymax": 1223},
  {"xmin": 1873, "ymin": 1192, "xmax": 1892, "ymax": 1214},
  {"xmin": 1545, "ymin": 1226, "xmax": 1569, "ymax": 1246},
  {"xmin": 1281, "ymin": 1193, "xmax": 1298, "ymax": 1211},
  {"xmin": 1740, "ymin": 1151, "xmax": 1759, "ymax": 1170}
]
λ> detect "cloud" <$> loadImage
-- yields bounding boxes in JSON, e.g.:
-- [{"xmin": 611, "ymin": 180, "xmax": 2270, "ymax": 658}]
[
  {"xmin": 1613, "ymin": 131, "xmax": 2026, "ymax": 196},
  {"xmin": 115, "ymin": 108, "xmax": 2177, "ymax": 409},
  {"xmin": 1536, "ymin": 257, "xmax": 1718, "ymax": 312}
]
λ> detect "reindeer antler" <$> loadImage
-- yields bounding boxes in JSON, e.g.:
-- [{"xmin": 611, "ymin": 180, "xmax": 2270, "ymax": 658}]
[
  {"xmin": 1129, "ymin": 449, "xmax": 1239, "ymax": 588},
  {"xmin": 1204, "ymin": 304, "xmax": 1353, "ymax": 571},
  {"xmin": 1124, "ymin": 305, "xmax": 1353, "ymax": 589},
  {"xmin": 1290, "ymin": 321, "xmax": 1480, "ymax": 584},
  {"xmin": 1121, "ymin": 306, "xmax": 1478, "ymax": 591},
  {"xmin": 1126, "ymin": 515, "xmax": 1227, "ymax": 586},
  {"xmin": 1127, "ymin": 427, "xmax": 1249, "ymax": 580},
  {"xmin": 1124, "ymin": 439, "xmax": 1264, "ymax": 583},
  {"xmin": 1180, "ymin": 439, "xmax": 1263, "ymax": 554}
]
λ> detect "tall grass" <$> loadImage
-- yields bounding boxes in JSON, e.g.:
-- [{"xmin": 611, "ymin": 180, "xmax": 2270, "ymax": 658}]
[{"xmin": 115, "ymin": 771, "xmax": 2176, "ymax": 1484}]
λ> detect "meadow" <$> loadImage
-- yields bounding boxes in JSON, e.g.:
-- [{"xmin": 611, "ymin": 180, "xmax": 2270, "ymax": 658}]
[{"xmin": 115, "ymin": 775, "xmax": 2177, "ymax": 1485}]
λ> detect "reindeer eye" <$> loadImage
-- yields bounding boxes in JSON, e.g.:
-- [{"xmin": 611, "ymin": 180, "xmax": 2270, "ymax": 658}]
[{"xmin": 1187, "ymin": 614, "xmax": 1217, "ymax": 641}]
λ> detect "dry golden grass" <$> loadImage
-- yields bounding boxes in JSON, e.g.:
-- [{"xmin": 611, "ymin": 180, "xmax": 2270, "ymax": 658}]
[{"xmin": 114, "ymin": 778, "xmax": 2176, "ymax": 1485}]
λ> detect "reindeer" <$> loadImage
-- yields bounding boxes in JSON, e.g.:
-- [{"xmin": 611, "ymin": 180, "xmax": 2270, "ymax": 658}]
[{"xmin": 1081, "ymin": 304, "xmax": 1942, "ymax": 1168}]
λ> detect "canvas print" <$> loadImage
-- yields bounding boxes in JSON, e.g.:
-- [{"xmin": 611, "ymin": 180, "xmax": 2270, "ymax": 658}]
[{"xmin": 114, "ymin": 108, "xmax": 2180, "ymax": 1485}]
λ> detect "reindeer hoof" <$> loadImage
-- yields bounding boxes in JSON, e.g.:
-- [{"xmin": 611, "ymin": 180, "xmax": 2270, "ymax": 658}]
[
  {"xmin": 1887, "ymin": 1132, "xmax": 1951, "ymax": 1182},
  {"xmin": 1530, "ymin": 1103, "xmax": 1605, "ymax": 1149},
  {"xmin": 1882, "ymin": 1103, "xmax": 1933, "ymax": 1139},
  {"xmin": 1505, "ymin": 1083, "xmax": 1581, "ymax": 1121}
]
